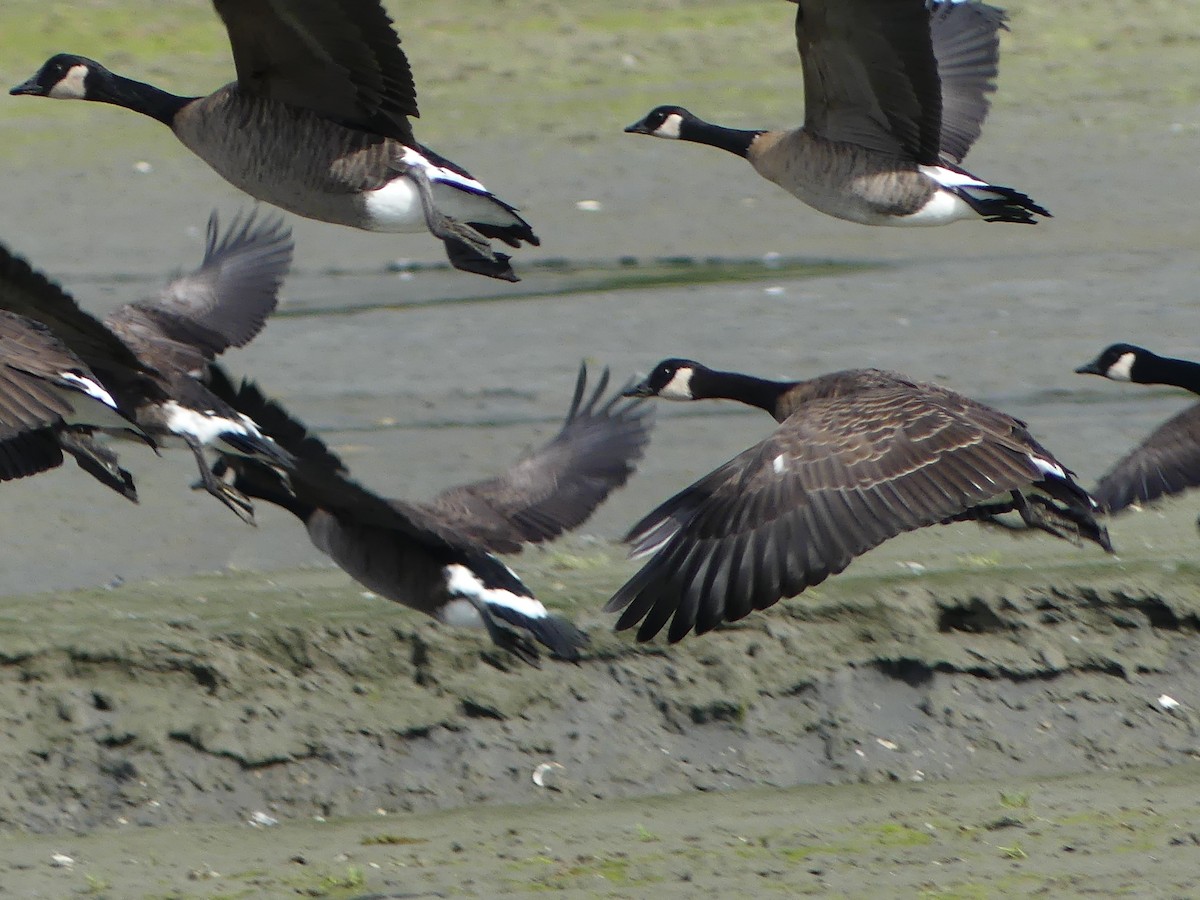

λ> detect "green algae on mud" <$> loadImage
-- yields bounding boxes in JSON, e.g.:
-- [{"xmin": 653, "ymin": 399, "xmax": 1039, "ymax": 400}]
[
  {"xmin": 268, "ymin": 256, "xmax": 875, "ymax": 318},
  {"xmin": 4, "ymin": 762, "xmax": 1200, "ymax": 897},
  {"xmin": 0, "ymin": 523, "xmax": 1197, "ymax": 830}
]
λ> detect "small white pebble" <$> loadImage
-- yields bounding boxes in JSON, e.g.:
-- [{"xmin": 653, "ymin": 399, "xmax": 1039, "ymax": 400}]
[
  {"xmin": 249, "ymin": 811, "xmax": 279, "ymax": 827},
  {"xmin": 376, "ymin": 807, "xmax": 388, "ymax": 816},
  {"xmin": 533, "ymin": 761, "xmax": 565, "ymax": 788},
  {"xmin": 899, "ymin": 561, "xmax": 926, "ymax": 574},
  {"xmin": 876, "ymin": 738, "xmax": 899, "ymax": 751},
  {"xmin": 575, "ymin": 200, "xmax": 603, "ymax": 212},
  {"xmin": 1158, "ymin": 694, "xmax": 1181, "ymax": 710},
  {"xmin": 132, "ymin": 160, "xmax": 153, "ymax": 174},
  {"xmin": 50, "ymin": 853, "xmax": 74, "ymax": 868}
]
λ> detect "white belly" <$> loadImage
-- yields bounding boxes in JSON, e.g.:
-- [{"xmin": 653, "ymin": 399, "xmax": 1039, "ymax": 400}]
[{"xmin": 890, "ymin": 188, "xmax": 977, "ymax": 226}]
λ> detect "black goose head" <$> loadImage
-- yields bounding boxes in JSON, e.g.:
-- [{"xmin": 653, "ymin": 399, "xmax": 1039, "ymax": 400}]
[
  {"xmin": 624, "ymin": 105, "xmax": 693, "ymax": 139},
  {"xmin": 1075, "ymin": 343, "xmax": 1146, "ymax": 382},
  {"xmin": 10, "ymin": 54, "xmax": 108, "ymax": 100},
  {"xmin": 623, "ymin": 359, "xmax": 705, "ymax": 401}
]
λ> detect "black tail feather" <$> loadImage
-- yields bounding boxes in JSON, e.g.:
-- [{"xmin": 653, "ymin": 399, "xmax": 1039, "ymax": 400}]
[{"xmin": 952, "ymin": 183, "xmax": 1051, "ymax": 224}]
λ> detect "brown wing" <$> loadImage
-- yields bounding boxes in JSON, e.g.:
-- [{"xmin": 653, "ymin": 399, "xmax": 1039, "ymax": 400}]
[
  {"xmin": 212, "ymin": 0, "xmax": 419, "ymax": 141},
  {"xmin": 1092, "ymin": 403, "xmax": 1200, "ymax": 513},
  {"xmin": 0, "ymin": 243, "xmax": 158, "ymax": 407},
  {"xmin": 0, "ymin": 314, "xmax": 134, "ymax": 485},
  {"xmin": 0, "ymin": 430, "xmax": 64, "ymax": 482},
  {"xmin": 795, "ymin": 0, "xmax": 941, "ymax": 161},
  {"xmin": 106, "ymin": 209, "xmax": 293, "ymax": 376},
  {"xmin": 0, "ymin": 312, "xmax": 79, "ymax": 437},
  {"xmin": 607, "ymin": 387, "xmax": 1049, "ymax": 643},
  {"xmin": 421, "ymin": 365, "xmax": 654, "ymax": 552}
]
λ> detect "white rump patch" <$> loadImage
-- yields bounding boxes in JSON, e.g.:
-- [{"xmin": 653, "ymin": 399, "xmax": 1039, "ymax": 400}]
[
  {"xmin": 47, "ymin": 64, "xmax": 89, "ymax": 100},
  {"xmin": 164, "ymin": 401, "xmax": 250, "ymax": 447},
  {"xmin": 658, "ymin": 367, "xmax": 695, "ymax": 401},
  {"xmin": 1105, "ymin": 352, "xmax": 1136, "ymax": 382},
  {"xmin": 442, "ymin": 563, "xmax": 547, "ymax": 622},
  {"xmin": 55, "ymin": 372, "xmax": 138, "ymax": 433},
  {"xmin": 401, "ymin": 147, "xmax": 486, "ymax": 194},
  {"xmin": 1028, "ymin": 454, "xmax": 1067, "ymax": 481},
  {"xmin": 58, "ymin": 372, "xmax": 117, "ymax": 410},
  {"xmin": 920, "ymin": 165, "xmax": 988, "ymax": 189},
  {"xmin": 365, "ymin": 146, "xmax": 519, "ymax": 232}
]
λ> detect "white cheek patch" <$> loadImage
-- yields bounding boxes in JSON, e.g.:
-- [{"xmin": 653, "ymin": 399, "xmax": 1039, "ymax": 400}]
[
  {"xmin": 47, "ymin": 65, "xmax": 89, "ymax": 100},
  {"xmin": 442, "ymin": 563, "xmax": 547, "ymax": 621},
  {"xmin": 654, "ymin": 113, "xmax": 684, "ymax": 139},
  {"xmin": 1106, "ymin": 352, "xmax": 1136, "ymax": 382},
  {"xmin": 658, "ymin": 368, "xmax": 694, "ymax": 401}
]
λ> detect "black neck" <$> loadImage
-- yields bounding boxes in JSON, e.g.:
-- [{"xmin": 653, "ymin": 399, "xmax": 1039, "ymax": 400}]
[
  {"xmin": 1136, "ymin": 353, "xmax": 1200, "ymax": 394},
  {"xmin": 693, "ymin": 368, "xmax": 794, "ymax": 415},
  {"xmin": 90, "ymin": 70, "xmax": 193, "ymax": 126},
  {"xmin": 681, "ymin": 117, "xmax": 761, "ymax": 159},
  {"xmin": 233, "ymin": 465, "xmax": 314, "ymax": 521}
]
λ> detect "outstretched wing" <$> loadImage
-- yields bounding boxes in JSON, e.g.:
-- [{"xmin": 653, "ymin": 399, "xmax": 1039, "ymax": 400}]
[
  {"xmin": 1092, "ymin": 402, "xmax": 1200, "ymax": 513},
  {"xmin": 213, "ymin": 0, "xmax": 419, "ymax": 141},
  {"xmin": 607, "ymin": 387, "xmax": 1054, "ymax": 643},
  {"xmin": 0, "ymin": 242, "xmax": 163, "ymax": 404},
  {"xmin": 929, "ymin": 0, "xmax": 1005, "ymax": 163},
  {"xmin": 795, "ymin": 0, "xmax": 941, "ymax": 160},
  {"xmin": 422, "ymin": 364, "xmax": 654, "ymax": 552},
  {"xmin": 106, "ymin": 209, "xmax": 293, "ymax": 376}
]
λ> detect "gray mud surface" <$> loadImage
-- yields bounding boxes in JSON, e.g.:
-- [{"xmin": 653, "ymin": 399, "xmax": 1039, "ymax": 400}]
[{"xmin": 2, "ymin": 0, "xmax": 1200, "ymax": 896}]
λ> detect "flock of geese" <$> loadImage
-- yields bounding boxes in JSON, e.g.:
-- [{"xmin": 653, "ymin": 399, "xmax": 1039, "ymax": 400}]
[{"xmin": 1, "ymin": 0, "xmax": 1195, "ymax": 661}]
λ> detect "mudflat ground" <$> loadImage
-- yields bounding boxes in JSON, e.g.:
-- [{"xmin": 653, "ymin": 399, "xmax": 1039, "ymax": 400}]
[{"xmin": 1, "ymin": 1, "xmax": 1200, "ymax": 896}]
